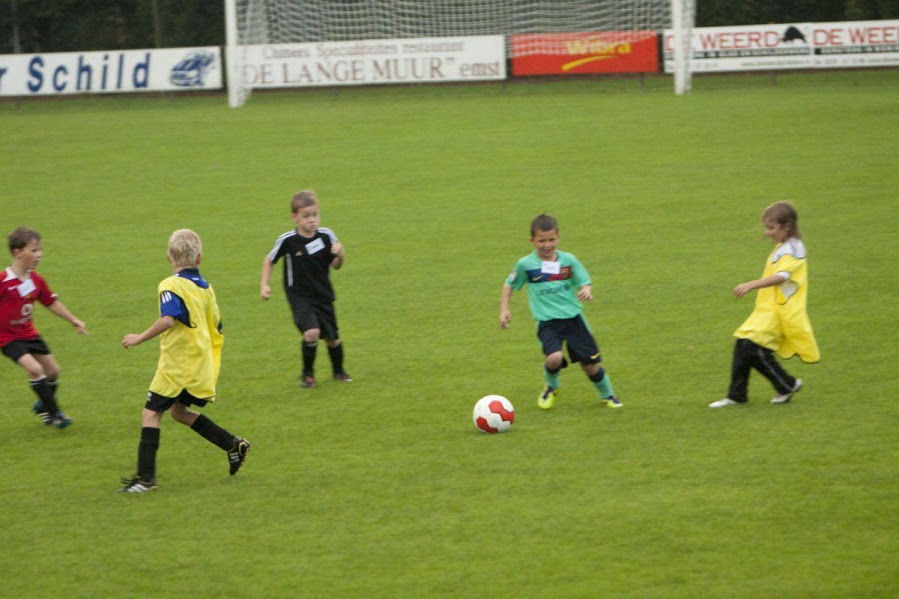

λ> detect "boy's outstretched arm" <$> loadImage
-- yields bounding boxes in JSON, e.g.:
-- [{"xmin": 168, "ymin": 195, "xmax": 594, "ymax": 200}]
[
  {"xmin": 47, "ymin": 300, "xmax": 88, "ymax": 334},
  {"xmin": 122, "ymin": 316, "xmax": 174, "ymax": 348},
  {"xmin": 499, "ymin": 284, "xmax": 514, "ymax": 329},
  {"xmin": 260, "ymin": 257, "xmax": 274, "ymax": 300}
]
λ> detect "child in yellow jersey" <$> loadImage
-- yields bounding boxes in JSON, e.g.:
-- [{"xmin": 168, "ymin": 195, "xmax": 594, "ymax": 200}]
[
  {"xmin": 117, "ymin": 229, "xmax": 251, "ymax": 492},
  {"xmin": 710, "ymin": 202, "xmax": 819, "ymax": 408}
]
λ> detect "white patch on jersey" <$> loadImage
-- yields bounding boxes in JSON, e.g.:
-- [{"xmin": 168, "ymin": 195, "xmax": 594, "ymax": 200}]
[
  {"xmin": 305, "ymin": 238, "xmax": 325, "ymax": 255},
  {"xmin": 17, "ymin": 278, "xmax": 36, "ymax": 297},
  {"xmin": 541, "ymin": 261, "xmax": 561, "ymax": 275}
]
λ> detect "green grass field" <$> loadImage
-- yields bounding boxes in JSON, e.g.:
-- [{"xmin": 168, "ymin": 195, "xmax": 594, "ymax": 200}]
[{"xmin": 1, "ymin": 70, "xmax": 897, "ymax": 598}]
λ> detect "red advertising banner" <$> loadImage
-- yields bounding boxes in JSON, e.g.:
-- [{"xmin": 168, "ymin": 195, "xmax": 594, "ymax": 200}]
[{"xmin": 512, "ymin": 32, "xmax": 659, "ymax": 76}]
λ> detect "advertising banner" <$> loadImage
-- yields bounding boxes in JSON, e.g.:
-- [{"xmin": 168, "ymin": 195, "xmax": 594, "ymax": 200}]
[
  {"xmin": 231, "ymin": 36, "xmax": 505, "ymax": 89},
  {"xmin": 0, "ymin": 47, "xmax": 222, "ymax": 97},
  {"xmin": 808, "ymin": 20, "xmax": 899, "ymax": 68},
  {"xmin": 663, "ymin": 20, "xmax": 899, "ymax": 73},
  {"xmin": 511, "ymin": 32, "xmax": 658, "ymax": 76}
]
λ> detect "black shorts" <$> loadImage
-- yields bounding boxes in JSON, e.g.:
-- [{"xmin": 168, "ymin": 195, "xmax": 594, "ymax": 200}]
[
  {"xmin": 1, "ymin": 337, "xmax": 51, "ymax": 363},
  {"xmin": 145, "ymin": 389, "xmax": 209, "ymax": 413},
  {"xmin": 537, "ymin": 315, "xmax": 601, "ymax": 364},
  {"xmin": 288, "ymin": 295, "xmax": 339, "ymax": 340}
]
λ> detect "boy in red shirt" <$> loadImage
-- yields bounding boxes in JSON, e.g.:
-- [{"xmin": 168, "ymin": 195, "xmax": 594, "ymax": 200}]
[{"xmin": 1, "ymin": 227, "xmax": 87, "ymax": 428}]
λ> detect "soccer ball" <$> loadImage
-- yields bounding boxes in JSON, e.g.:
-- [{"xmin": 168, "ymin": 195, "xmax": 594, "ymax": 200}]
[{"xmin": 472, "ymin": 395, "xmax": 515, "ymax": 434}]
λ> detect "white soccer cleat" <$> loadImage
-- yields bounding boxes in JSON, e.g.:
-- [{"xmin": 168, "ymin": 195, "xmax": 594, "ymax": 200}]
[
  {"xmin": 709, "ymin": 398, "xmax": 740, "ymax": 408},
  {"xmin": 771, "ymin": 379, "xmax": 803, "ymax": 404}
]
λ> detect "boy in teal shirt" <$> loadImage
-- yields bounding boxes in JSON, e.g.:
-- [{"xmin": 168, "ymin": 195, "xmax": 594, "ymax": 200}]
[{"xmin": 500, "ymin": 214, "xmax": 621, "ymax": 409}]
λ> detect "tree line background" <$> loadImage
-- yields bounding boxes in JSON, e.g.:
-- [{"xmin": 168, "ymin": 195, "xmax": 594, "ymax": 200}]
[{"xmin": 2, "ymin": 0, "xmax": 898, "ymax": 54}]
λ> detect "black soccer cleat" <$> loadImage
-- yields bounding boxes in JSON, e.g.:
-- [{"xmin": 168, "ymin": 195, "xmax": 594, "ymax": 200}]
[
  {"xmin": 116, "ymin": 476, "xmax": 158, "ymax": 493},
  {"xmin": 47, "ymin": 410, "xmax": 72, "ymax": 429},
  {"xmin": 333, "ymin": 370, "xmax": 353, "ymax": 382},
  {"xmin": 32, "ymin": 399, "xmax": 51, "ymax": 424},
  {"xmin": 228, "ymin": 438, "xmax": 251, "ymax": 475}
]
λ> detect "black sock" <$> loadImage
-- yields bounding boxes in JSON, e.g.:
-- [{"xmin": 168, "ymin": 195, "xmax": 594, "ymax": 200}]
[
  {"xmin": 328, "ymin": 343, "xmax": 345, "ymax": 374},
  {"xmin": 191, "ymin": 414, "xmax": 236, "ymax": 451},
  {"xmin": 30, "ymin": 377, "xmax": 59, "ymax": 415},
  {"xmin": 302, "ymin": 342, "xmax": 317, "ymax": 375},
  {"xmin": 138, "ymin": 427, "xmax": 160, "ymax": 481}
]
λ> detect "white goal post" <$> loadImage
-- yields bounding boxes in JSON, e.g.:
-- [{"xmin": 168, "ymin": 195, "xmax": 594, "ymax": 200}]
[{"xmin": 225, "ymin": 0, "xmax": 694, "ymax": 107}]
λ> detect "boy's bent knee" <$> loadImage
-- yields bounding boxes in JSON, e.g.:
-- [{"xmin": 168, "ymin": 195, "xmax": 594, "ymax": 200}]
[
  {"xmin": 141, "ymin": 408, "xmax": 163, "ymax": 427},
  {"xmin": 587, "ymin": 365, "xmax": 605, "ymax": 380},
  {"xmin": 303, "ymin": 329, "xmax": 321, "ymax": 343},
  {"xmin": 24, "ymin": 366, "xmax": 46, "ymax": 379},
  {"xmin": 18, "ymin": 359, "xmax": 46, "ymax": 380},
  {"xmin": 169, "ymin": 403, "xmax": 197, "ymax": 425},
  {"xmin": 545, "ymin": 352, "xmax": 564, "ymax": 369}
]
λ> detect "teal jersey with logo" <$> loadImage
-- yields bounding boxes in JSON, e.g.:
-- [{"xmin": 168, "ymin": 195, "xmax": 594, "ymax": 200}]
[{"xmin": 506, "ymin": 250, "xmax": 590, "ymax": 321}]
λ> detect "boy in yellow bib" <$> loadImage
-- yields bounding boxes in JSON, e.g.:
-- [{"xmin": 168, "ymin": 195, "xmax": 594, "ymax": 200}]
[
  {"xmin": 118, "ymin": 229, "xmax": 251, "ymax": 492},
  {"xmin": 711, "ymin": 202, "xmax": 819, "ymax": 408}
]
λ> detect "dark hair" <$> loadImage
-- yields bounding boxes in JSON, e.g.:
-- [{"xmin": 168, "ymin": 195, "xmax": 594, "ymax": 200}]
[
  {"xmin": 291, "ymin": 189, "xmax": 319, "ymax": 213},
  {"xmin": 7, "ymin": 226, "xmax": 41, "ymax": 255},
  {"xmin": 530, "ymin": 214, "xmax": 559, "ymax": 237},
  {"xmin": 763, "ymin": 201, "xmax": 801, "ymax": 239}
]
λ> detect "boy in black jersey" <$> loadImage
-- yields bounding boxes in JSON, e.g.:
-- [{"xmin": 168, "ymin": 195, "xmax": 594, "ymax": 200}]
[{"xmin": 260, "ymin": 190, "xmax": 351, "ymax": 388}]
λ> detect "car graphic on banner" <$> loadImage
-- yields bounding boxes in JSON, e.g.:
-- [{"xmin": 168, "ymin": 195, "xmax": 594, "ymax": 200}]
[{"xmin": 170, "ymin": 50, "xmax": 216, "ymax": 87}]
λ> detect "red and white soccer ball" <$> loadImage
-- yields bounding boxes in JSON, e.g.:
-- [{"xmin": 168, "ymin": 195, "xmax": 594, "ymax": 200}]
[{"xmin": 473, "ymin": 395, "xmax": 515, "ymax": 434}]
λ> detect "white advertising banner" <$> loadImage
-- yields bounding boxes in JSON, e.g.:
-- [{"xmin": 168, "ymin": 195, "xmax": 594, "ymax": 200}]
[
  {"xmin": 0, "ymin": 47, "xmax": 222, "ymax": 97},
  {"xmin": 663, "ymin": 20, "xmax": 899, "ymax": 73},
  {"xmin": 808, "ymin": 20, "xmax": 899, "ymax": 68},
  {"xmin": 230, "ymin": 35, "xmax": 505, "ymax": 89}
]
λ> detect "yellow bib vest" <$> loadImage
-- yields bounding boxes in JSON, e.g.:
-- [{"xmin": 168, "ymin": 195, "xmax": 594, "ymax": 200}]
[
  {"xmin": 149, "ymin": 274, "xmax": 223, "ymax": 400},
  {"xmin": 734, "ymin": 238, "xmax": 819, "ymax": 363}
]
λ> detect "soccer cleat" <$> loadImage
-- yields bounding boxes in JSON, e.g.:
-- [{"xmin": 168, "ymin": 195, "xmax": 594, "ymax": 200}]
[
  {"xmin": 116, "ymin": 477, "xmax": 157, "ymax": 493},
  {"xmin": 602, "ymin": 396, "xmax": 623, "ymax": 408},
  {"xmin": 228, "ymin": 438, "xmax": 251, "ymax": 475},
  {"xmin": 771, "ymin": 378, "xmax": 802, "ymax": 404},
  {"xmin": 537, "ymin": 386, "xmax": 556, "ymax": 410},
  {"xmin": 333, "ymin": 371, "xmax": 353, "ymax": 382},
  {"xmin": 709, "ymin": 398, "xmax": 741, "ymax": 408},
  {"xmin": 47, "ymin": 411, "xmax": 72, "ymax": 429},
  {"xmin": 32, "ymin": 400, "xmax": 51, "ymax": 424},
  {"xmin": 300, "ymin": 374, "xmax": 316, "ymax": 388}
]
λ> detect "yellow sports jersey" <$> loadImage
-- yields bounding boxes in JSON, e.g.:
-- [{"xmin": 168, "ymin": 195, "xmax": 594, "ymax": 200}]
[
  {"xmin": 734, "ymin": 238, "xmax": 819, "ymax": 363},
  {"xmin": 149, "ymin": 272, "xmax": 224, "ymax": 400}
]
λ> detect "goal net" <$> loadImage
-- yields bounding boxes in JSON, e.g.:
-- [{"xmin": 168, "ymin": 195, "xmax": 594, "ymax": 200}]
[{"xmin": 225, "ymin": 0, "xmax": 693, "ymax": 106}]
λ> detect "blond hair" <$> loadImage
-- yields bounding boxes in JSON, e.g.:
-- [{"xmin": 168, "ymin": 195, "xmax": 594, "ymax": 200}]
[
  {"xmin": 763, "ymin": 201, "xmax": 801, "ymax": 239},
  {"xmin": 168, "ymin": 229, "xmax": 203, "ymax": 268},
  {"xmin": 291, "ymin": 189, "xmax": 319, "ymax": 213}
]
